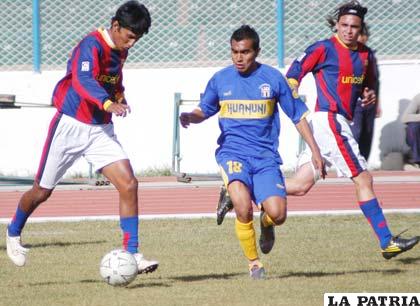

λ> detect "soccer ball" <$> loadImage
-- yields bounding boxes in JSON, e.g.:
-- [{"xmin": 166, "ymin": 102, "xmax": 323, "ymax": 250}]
[{"xmin": 99, "ymin": 249, "xmax": 138, "ymax": 286}]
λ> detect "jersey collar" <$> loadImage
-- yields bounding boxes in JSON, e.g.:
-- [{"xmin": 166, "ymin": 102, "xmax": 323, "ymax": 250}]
[
  {"xmin": 98, "ymin": 27, "xmax": 117, "ymax": 49},
  {"xmin": 334, "ymin": 34, "xmax": 358, "ymax": 51}
]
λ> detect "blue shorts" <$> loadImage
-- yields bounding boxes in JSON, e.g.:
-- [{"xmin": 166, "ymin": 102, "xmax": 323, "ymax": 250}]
[{"xmin": 216, "ymin": 153, "xmax": 286, "ymax": 206}]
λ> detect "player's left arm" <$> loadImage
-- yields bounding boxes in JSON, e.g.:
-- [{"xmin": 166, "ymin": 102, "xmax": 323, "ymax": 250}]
[
  {"xmin": 361, "ymin": 50, "xmax": 379, "ymax": 108},
  {"xmin": 115, "ymin": 65, "xmax": 127, "ymax": 105},
  {"xmin": 278, "ymin": 74, "xmax": 325, "ymax": 178},
  {"xmin": 295, "ymin": 118, "xmax": 325, "ymax": 179}
]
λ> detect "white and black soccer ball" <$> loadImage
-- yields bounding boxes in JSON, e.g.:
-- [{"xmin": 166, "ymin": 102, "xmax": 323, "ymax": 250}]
[{"xmin": 99, "ymin": 249, "xmax": 138, "ymax": 286}]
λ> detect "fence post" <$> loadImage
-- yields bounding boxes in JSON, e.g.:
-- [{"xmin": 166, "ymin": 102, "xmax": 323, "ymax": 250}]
[
  {"xmin": 172, "ymin": 92, "xmax": 182, "ymax": 174},
  {"xmin": 276, "ymin": 0, "xmax": 285, "ymax": 68},
  {"xmin": 32, "ymin": 0, "xmax": 41, "ymax": 73}
]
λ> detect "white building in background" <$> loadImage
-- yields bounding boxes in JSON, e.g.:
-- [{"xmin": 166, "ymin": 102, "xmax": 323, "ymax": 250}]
[{"xmin": 0, "ymin": 61, "xmax": 419, "ymax": 177}]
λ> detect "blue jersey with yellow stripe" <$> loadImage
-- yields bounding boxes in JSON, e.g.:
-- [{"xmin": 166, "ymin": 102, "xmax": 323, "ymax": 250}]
[{"xmin": 199, "ymin": 63, "xmax": 308, "ymax": 163}]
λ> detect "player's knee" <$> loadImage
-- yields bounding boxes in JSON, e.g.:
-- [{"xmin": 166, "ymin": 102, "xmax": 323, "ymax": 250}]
[
  {"xmin": 32, "ymin": 187, "xmax": 52, "ymax": 204},
  {"xmin": 235, "ymin": 205, "xmax": 253, "ymax": 223},
  {"xmin": 126, "ymin": 177, "xmax": 139, "ymax": 193},
  {"xmin": 273, "ymin": 212, "xmax": 287, "ymax": 226},
  {"xmin": 353, "ymin": 171, "xmax": 373, "ymax": 190},
  {"xmin": 291, "ymin": 183, "xmax": 311, "ymax": 196},
  {"xmin": 119, "ymin": 176, "xmax": 138, "ymax": 195}
]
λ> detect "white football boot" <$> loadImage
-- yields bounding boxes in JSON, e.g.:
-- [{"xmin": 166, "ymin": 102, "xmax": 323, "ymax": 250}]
[
  {"xmin": 6, "ymin": 229, "xmax": 29, "ymax": 267},
  {"xmin": 133, "ymin": 253, "xmax": 159, "ymax": 274}
]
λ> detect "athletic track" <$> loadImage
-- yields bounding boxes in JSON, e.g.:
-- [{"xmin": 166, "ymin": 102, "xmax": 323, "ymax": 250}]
[{"xmin": 0, "ymin": 171, "xmax": 419, "ymax": 222}]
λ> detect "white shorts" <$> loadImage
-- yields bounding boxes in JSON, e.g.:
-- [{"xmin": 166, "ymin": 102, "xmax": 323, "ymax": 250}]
[
  {"xmin": 297, "ymin": 112, "xmax": 367, "ymax": 178},
  {"xmin": 36, "ymin": 113, "xmax": 128, "ymax": 188}
]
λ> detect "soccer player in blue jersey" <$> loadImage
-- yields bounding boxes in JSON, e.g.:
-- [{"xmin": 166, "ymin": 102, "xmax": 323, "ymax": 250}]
[
  {"xmin": 217, "ymin": 1, "xmax": 419, "ymax": 260},
  {"xmin": 285, "ymin": 0, "xmax": 419, "ymax": 259},
  {"xmin": 6, "ymin": 1, "xmax": 158, "ymax": 274},
  {"xmin": 180, "ymin": 25, "xmax": 324, "ymax": 279}
]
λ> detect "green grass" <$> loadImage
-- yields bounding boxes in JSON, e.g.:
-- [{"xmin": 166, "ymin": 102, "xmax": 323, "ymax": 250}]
[{"xmin": 1, "ymin": 215, "xmax": 419, "ymax": 306}]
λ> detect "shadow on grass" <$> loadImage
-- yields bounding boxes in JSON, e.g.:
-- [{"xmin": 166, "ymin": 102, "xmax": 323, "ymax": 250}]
[
  {"xmin": 271, "ymin": 268, "xmax": 404, "ymax": 279},
  {"xmin": 26, "ymin": 240, "xmax": 107, "ymax": 249},
  {"xmin": 395, "ymin": 256, "xmax": 420, "ymax": 264},
  {"xmin": 81, "ymin": 279, "xmax": 171, "ymax": 288},
  {"xmin": 129, "ymin": 282, "xmax": 172, "ymax": 289},
  {"xmin": 27, "ymin": 281, "xmax": 76, "ymax": 287},
  {"xmin": 169, "ymin": 272, "xmax": 243, "ymax": 282},
  {"xmin": 26, "ymin": 279, "xmax": 170, "ymax": 289},
  {"xmin": 0, "ymin": 240, "xmax": 107, "ymax": 251}
]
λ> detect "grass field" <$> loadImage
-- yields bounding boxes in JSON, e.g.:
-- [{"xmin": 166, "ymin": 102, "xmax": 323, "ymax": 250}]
[{"xmin": 1, "ymin": 214, "xmax": 419, "ymax": 306}]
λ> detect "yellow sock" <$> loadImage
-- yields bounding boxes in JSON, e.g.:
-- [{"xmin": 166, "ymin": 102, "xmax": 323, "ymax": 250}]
[
  {"xmin": 235, "ymin": 219, "xmax": 258, "ymax": 261},
  {"xmin": 261, "ymin": 212, "xmax": 275, "ymax": 227}
]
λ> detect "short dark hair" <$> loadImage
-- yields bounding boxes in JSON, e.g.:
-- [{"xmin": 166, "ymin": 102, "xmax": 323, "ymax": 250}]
[
  {"xmin": 112, "ymin": 1, "xmax": 151, "ymax": 36},
  {"xmin": 230, "ymin": 25, "xmax": 260, "ymax": 51},
  {"xmin": 327, "ymin": 1, "xmax": 367, "ymax": 33}
]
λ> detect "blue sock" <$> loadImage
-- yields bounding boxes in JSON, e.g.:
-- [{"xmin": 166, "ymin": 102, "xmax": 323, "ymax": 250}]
[
  {"xmin": 359, "ymin": 198, "xmax": 392, "ymax": 249},
  {"xmin": 8, "ymin": 207, "xmax": 30, "ymax": 236},
  {"xmin": 120, "ymin": 216, "xmax": 139, "ymax": 254}
]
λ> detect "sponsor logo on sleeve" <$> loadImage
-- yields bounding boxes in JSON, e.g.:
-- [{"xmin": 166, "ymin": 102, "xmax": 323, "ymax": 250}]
[
  {"xmin": 297, "ymin": 52, "xmax": 306, "ymax": 62},
  {"xmin": 81, "ymin": 61, "xmax": 90, "ymax": 72}
]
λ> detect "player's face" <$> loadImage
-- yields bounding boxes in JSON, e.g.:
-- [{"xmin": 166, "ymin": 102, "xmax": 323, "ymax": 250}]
[
  {"xmin": 111, "ymin": 21, "xmax": 142, "ymax": 51},
  {"xmin": 336, "ymin": 15, "xmax": 362, "ymax": 48},
  {"xmin": 231, "ymin": 39, "xmax": 260, "ymax": 75}
]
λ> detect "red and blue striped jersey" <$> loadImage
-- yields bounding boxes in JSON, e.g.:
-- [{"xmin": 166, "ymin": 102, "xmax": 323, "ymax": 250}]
[
  {"xmin": 286, "ymin": 35, "xmax": 378, "ymax": 120},
  {"xmin": 52, "ymin": 28, "xmax": 126, "ymax": 124}
]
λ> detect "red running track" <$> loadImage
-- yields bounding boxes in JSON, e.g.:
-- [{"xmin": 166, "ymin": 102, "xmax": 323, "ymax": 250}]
[{"xmin": 0, "ymin": 174, "xmax": 419, "ymax": 219}]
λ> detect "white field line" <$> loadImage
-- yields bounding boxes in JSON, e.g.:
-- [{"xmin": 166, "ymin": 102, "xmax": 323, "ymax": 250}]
[{"xmin": 0, "ymin": 208, "xmax": 419, "ymax": 224}]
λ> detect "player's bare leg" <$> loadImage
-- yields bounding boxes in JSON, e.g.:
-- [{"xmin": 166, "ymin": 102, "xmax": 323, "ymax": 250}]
[
  {"xmin": 228, "ymin": 181, "xmax": 265, "ymax": 279},
  {"xmin": 6, "ymin": 182, "xmax": 53, "ymax": 266},
  {"xmin": 102, "ymin": 159, "xmax": 159, "ymax": 274},
  {"xmin": 259, "ymin": 196, "xmax": 287, "ymax": 254},
  {"xmin": 352, "ymin": 171, "xmax": 420, "ymax": 259},
  {"xmin": 285, "ymin": 162, "xmax": 318, "ymax": 196}
]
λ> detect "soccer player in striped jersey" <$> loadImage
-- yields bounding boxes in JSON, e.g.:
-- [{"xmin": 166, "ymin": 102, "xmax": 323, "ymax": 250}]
[
  {"xmin": 285, "ymin": 0, "xmax": 419, "ymax": 259},
  {"xmin": 180, "ymin": 25, "xmax": 324, "ymax": 279},
  {"xmin": 6, "ymin": 1, "xmax": 158, "ymax": 274}
]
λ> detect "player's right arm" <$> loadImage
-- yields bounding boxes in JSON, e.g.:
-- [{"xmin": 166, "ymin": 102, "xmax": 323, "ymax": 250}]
[
  {"xmin": 180, "ymin": 75, "xmax": 220, "ymax": 128},
  {"xmin": 286, "ymin": 42, "xmax": 326, "ymax": 91},
  {"xmin": 179, "ymin": 109, "xmax": 206, "ymax": 128}
]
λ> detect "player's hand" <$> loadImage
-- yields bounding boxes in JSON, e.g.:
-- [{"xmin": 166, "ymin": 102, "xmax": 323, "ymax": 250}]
[
  {"xmin": 106, "ymin": 102, "xmax": 131, "ymax": 117},
  {"xmin": 179, "ymin": 112, "xmax": 192, "ymax": 128},
  {"xmin": 361, "ymin": 87, "xmax": 376, "ymax": 107},
  {"xmin": 311, "ymin": 150, "xmax": 326, "ymax": 180}
]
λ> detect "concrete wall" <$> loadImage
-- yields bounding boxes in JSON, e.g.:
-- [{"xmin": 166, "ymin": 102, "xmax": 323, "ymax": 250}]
[{"xmin": 0, "ymin": 61, "xmax": 419, "ymax": 177}]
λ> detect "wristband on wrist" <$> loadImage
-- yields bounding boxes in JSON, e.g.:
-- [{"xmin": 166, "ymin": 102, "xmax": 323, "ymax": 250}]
[{"xmin": 103, "ymin": 99, "xmax": 113, "ymax": 111}]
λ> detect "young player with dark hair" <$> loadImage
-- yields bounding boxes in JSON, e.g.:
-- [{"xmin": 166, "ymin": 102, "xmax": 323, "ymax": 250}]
[
  {"xmin": 285, "ymin": 0, "xmax": 418, "ymax": 259},
  {"xmin": 180, "ymin": 25, "xmax": 323, "ymax": 279},
  {"xmin": 6, "ymin": 1, "xmax": 159, "ymax": 274}
]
